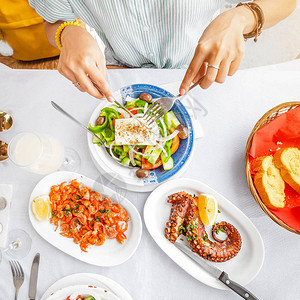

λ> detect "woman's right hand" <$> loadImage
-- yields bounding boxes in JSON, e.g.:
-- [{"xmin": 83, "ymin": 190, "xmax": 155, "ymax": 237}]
[{"xmin": 58, "ymin": 25, "xmax": 114, "ymax": 101}]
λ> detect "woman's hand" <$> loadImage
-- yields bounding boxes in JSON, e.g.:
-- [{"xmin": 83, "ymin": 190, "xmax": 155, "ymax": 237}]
[
  {"xmin": 180, "ymin": 6, "xmax": 256, "ymax": 93},
  {"xmin": 58, "ymin": 25, "xmax": 114, "ymax": 101}
]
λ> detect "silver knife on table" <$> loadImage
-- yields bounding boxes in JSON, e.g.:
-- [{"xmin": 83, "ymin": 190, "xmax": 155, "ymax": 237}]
[
  {"xmin": 174, "ymin": 241, "xmax": 259, "ymax": 300},
  {"xmin": 28, "ymin": 253, "xmax": 40, "ymax": 300}
]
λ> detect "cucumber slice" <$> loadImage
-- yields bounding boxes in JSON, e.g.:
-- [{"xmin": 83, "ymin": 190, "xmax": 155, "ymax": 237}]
[
  {"xmin": 114, "ymin": 146, "xmax": 124, "ymax": 155},
  {"xmin": 119, "ymin": 154, "xmax": 127, "ymax": 161},
  {"xmin": 121, "ymin": 157, "xmax": 131, "ymax": 166},
  {"xmin": 134, "ymin": 159, "xmax": 142, "ymax": 166},
  {"xmin": 163, "ymin": 156, "xmax": 174, "ymax": 170},
  {"xmin": 144, "ymin": 146, "xmax": 162, "ymax": 165},
  {"xmin": 92, "ymin": 133, "xmax": 103, "ymax": 144},
  {"xmin": 123, "ymin": 145, "xmax": 130, "ymax": 153},
  {"xmin": 134, "ymin": 153, "xmax": 142, "ymax": 161},
  {"xmin": 83, "ymin": 297, "xmax": 95, "ymax": 300},
  {"xmin": 164, "ymin": 111, "xmax": 180, "ymax": 130},
  {"xmin": 135, "ymin": 99, "xmax": 147, "ymax": 107}
]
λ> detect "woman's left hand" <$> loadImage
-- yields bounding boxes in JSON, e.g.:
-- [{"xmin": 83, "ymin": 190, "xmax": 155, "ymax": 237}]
[{"xmin": 180, "ymin": 6, "xmax": 255, "ymax": 93}]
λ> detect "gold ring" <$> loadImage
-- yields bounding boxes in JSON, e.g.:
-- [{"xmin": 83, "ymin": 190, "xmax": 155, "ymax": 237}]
[
  {"xmin": 207, "ymin": 64, "xmax": 220, "ymax": 70},
  {"xmin": 73, "ymin": 82, "xmax": 80, "ymax": 87}
]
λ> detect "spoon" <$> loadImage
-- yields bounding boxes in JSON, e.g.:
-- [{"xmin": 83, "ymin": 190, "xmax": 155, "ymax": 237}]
[
  {"xmin": 0, "ymin": 111, "xmax": 13, "ymax": 132},
  {"xmin": 51, "ymin": 101, "xmax": 136, "ymax": 169}
]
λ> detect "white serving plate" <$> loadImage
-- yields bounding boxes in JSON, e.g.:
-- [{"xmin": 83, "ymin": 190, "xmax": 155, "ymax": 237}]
[
  {"xmin": 41, "ymin": 273, "xmax": 132, "ymax": 300},
  {"xmin": 45, "ymin": 285, "xmax": 119, "ymax": 300},
  {"xmin": 144, "ymin": 178, "xmax": 265, "ymax": 290},
  {"xmin": 29, "ymin": 171, "xmax": 142, "ymax": 267}
]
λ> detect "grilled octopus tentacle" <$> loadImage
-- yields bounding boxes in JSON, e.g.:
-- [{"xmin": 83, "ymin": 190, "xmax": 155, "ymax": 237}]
[
  {"xmin": 165, "ymin": 193, "xmax": 190, "ymax": 243},
  {"xmin": 165, "ymin": 192, "xmax": 242, "ymax": 262},
  {"xmin": 185, "ymin": 201, "xmax": 242, "ymax": 262}
]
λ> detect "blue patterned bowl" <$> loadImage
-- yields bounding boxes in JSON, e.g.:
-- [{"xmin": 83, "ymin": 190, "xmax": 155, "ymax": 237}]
[{"xmin": 88, "ymin": 83, "xmax": 194, "ymax": 191}]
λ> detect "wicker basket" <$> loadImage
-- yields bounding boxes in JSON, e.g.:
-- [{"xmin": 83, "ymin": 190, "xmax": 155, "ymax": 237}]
[{"xmin": 245, "ymin": 101, "xmax": 300, "ymax": 234}]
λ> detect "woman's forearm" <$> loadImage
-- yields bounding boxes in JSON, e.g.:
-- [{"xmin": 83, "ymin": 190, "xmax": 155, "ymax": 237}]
[
  {"xmin": 232, "ymin": 0, "xmax": 296, "ymax": 35},
  {"xmin": 43, "ymin": 20, "xmax": 64, "ymax": 49}
]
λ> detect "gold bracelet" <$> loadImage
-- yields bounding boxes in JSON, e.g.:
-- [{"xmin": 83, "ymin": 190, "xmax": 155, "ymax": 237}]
[
  {"xmin": 55, "ymin": 20, "xmax": 84, "ymax": 50},
  {"xmin": 237, "ymin": 2, "xmax": 264, "ymax": 42}
]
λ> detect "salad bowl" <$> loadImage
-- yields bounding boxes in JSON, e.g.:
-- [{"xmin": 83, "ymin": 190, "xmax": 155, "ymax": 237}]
[{"xmin": 87, "ymin": 84, "xmax": 194, "ymax": 192}]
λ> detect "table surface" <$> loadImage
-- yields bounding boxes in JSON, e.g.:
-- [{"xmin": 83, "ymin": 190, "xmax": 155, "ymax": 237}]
[{"xmin": 1, "ymin": 60, "xmax": 300, "ymax": 300}]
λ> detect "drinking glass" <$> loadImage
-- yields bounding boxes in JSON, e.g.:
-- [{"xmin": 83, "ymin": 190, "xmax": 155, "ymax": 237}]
[
  {"xmin": 0, "ymin": 229, "xmax": 32, "ymax": 263},
  {"xmin": 8, "ymin": 132, "xmax": 81, "ymax": 174}
]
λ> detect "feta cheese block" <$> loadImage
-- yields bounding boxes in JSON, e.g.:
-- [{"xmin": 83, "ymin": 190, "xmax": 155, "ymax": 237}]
[{"xmin": 115, "ymin": 118, "xmax": 156, "ymax": 145}]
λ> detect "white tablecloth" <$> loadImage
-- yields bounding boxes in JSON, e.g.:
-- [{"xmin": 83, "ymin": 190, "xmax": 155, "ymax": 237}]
[{"xmin": 1, "ymin": 60, "xmax": 300, "ymax": 300}]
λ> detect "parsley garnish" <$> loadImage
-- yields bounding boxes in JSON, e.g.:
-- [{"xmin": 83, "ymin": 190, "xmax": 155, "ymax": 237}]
[
  {"xmin": 179, "ymin": 225, "xmax": 187, "ymax": 234},
  {"xmin": 187, "ymin": 235, "xmax": 193, "ymax": 241},
  {"xmin": 95, "ymin": 216, "xmax": 101, "ymax": 222},
  {"xmin": 203, "ymin": 236, "xmax": 208, "ymax": 242},
  {"xmin": 100, "ymin": 209, "xmax": 109, "ymax": 214},
  {"xmin": 62, "ymin": 208, "xmax": 72, "ymax": 212},
  {"xmin": 216, "ymin": 228, "xmax": 226, "ymax": 234},
  {"xmin": 69, "ymin": 228, "xmax": 72, "ymax": 233},
  {"xmin": 187, "ymin": 224, "xmax": 197, "ymax": 230}
]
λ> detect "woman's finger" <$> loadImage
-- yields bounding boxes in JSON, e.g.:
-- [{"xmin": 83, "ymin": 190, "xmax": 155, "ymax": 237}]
[
  {"xmin": 192, "ymin": 62, "xmax": 208, "ymax": 83},
  {"xmin": 58, "ymin": 64, "xmax": 85, "ymax": 92},
  {"xmin": 215, "ymin": 59, "xmax": 232, "ymax": 84},
  {"xmin": 87, "ymin": 67, "xmax": 114, "ymax": 102},
  {"xmin": 180, "ymin": 50, "xmax": 205, "ymax": 95},
  {"xmin": 228, "ymin": 56, "xmax": 243, "ymax": 76},
  {"xmin": 200, "ymin": 60, "xmax": 221, "ymax": 89},
  {"xmin": 75, "ymin": 70, "xmax": 108, "ymax": 100}
]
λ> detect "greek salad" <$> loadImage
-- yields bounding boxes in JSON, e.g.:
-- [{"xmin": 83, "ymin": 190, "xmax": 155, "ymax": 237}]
[{"xmin": 89, "ymin": 93, "xmax": 189, "ymax": 178}]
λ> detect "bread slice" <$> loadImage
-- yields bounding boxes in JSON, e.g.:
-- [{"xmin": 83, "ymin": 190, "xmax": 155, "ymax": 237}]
[
  {"xmin": 252, "ymin": 155, "xmax": 286, "ymax": 209},
  {"xmin": 274, "ymin": 147, "xmax": 300, "ymax": 194}
]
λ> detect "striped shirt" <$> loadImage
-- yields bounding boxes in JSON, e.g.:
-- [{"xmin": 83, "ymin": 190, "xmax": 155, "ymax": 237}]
[{"xmin": 29, "ymin": 0, "xmax": 239, "ymax": 68}]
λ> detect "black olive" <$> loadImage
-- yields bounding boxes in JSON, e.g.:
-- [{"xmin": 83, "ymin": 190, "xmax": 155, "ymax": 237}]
[
  {"xmin": 95, "ymin": 116, "xmax": 105, "ymax": 126},
  {"xmin": 139, "ymin": 93, "xmax": 152, "ymax": 103},
  {"xmin": 177, "ymin": 124, "xmax": 189, "ymax": 139},
  {"xmin": 136, "ymin": 168, "xmax": 150, "ymax": 178}
]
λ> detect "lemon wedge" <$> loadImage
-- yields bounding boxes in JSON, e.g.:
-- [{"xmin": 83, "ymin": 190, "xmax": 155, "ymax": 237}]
[
  {"xmin": 197, "ymin": 193, "xmax": 218, "ymax": 226},
  {"xmin": 31, "ymin": 195, "xmax": 51, "ymax": 222}
]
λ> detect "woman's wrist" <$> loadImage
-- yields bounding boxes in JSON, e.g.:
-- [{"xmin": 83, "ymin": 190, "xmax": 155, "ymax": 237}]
[
  {"xmin": 230, "ymin": 5, "xmax": 257, "ymax": 34},
  {"xmin": 60, "ymin": 25, "xmax": 86, "ymax": 47}
]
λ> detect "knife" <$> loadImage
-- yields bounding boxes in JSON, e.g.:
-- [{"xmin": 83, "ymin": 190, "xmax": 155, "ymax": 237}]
[
  {"xmin": 28, "ymin": 253, "xmax": 40, "ymax": 300},
  {"xmin": 174, "ymin": 241, "xmax": 259, "ymax": 300}
]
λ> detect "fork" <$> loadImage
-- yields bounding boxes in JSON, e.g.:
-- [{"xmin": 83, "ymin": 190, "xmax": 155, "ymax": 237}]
[
  {"xmin": 143, "ymin": 76, "xmax": 205, "ymax": 126},
  {"xmin": 9, "ymin": 260, "xmax": 24, "ymax": 300}
]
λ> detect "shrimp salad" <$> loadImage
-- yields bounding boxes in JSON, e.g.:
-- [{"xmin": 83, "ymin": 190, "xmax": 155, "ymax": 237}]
[{"xmin": 49, "ymin": 180, "xmax": 129, "ymax": 252}]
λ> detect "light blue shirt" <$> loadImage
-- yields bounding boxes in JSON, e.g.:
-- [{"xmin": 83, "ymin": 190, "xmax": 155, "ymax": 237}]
[{"xmin": 29, "ymin": 0, "xmax": 239, "ymax": 68}]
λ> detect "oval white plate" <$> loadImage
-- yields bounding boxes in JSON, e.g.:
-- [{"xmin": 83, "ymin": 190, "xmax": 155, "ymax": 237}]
[
  {"xmin": 29, "ymin": 171, "xmax": 142, "ymax": 267},
  {"xmin": 40, "ymin": 273, "xmax": 132, "ymax": 300},
  {"xmin": 144, "ymin": 178, "xmax": 265, "ymax": 290}
]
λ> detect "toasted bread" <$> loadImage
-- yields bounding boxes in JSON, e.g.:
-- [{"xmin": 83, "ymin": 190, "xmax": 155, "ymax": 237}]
[
  {"xmin": 252, "ymin": 155, "xmax": 286, "ymax": 209},
  {"xmin": 274, "ymin": 147, "xmax": 300, "ymax": 194}
]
